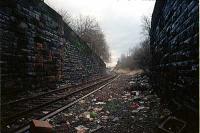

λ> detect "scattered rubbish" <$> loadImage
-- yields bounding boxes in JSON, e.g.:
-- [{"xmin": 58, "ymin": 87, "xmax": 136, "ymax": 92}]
[
  {"xmin": 132, "ymin": 91, "xmax": 139, "ymax": 96},
  {"xmin": 106, "ymin": 111, "xmax": 110, "ymax": 114},
  {"xmin": 125, "ymin": 92, "xmax": 131, "ymax": 96},
  {"xmin": 101, "ymin": 115, "xmax": 109, "ymax": 120},
  {"xmin": 132, "ymin": 110, "xmax": 139, "ymax": 113},
  {"xmin": 79, "ymin": 100, "xmax": 85, "ymax": 104},
  {"xmin": 42, "ymin": 111, "xmax": 49, "ymax": 114},
  {"xmin": 107, "ymin": 98, "xmax": 112, "ymax": 101},
  {"xmin": 143, "ymin": 114, "xmax": 148, "ymax": 117},
  {"xmin": 96, "ymin": 102, "xmax": 106, "ymax": 105},
  {"xmin": 139, "ymin": 101, "xmax": 144, "ymax": 104},
  {"xmin": 158, "ymin": 116, "xmax": 186, "ymax": 133},
  {"xmin": 112, "ymin": 117, "xmax": 119, "ymax": 122},
  {"xmin": 79, "ymin": 112, "xmax": 89, "ymax": 118},
  {"xmin": 92, "ymin": 99, "xmax": 97, "ymax": 102},
  {"xmin": 130, "ymin": 102, "xmax": 140, "ymax": 110},
  {"xmin": 143, "ymin": 97, "xmax": 148, "ymax": 101},
  {"xmin": 65, "ymin": 121, "xmax": 70, "ymax": 126},
  {"xmin": 46, "ymin": 119, "xmax": 51, "ymax": 122},
  {"xmin": 122, "ymin": 109, "xmax": 128, "ymax": 112},
  {"xmin": 49, "ymin": 73, "xmax": 165, "ymax": 132},
  {"xmin": 79, "ymin": 111, "xmax": 96, "ymax": 121},
  {"xmin": 135, "ymin": 123, "xmax": 143, "ymax": 128},
  {"xmin": 122, "ymin": 96, "xmax": 128, "ymax": 100},
  {"xmin": 75, "ymin": 116, "xmax": 79, "ymax": 121},
  {"xmin": 129, "ymin": 81, "xmax": 135, "ymax": 85},
  {"xmin": 6, "ymin": 125, "xmax": 10, "ymax": 129},
  {"xmin": 137, "ymin": 106, "xmax": 145, "ymax": 110},
  {"xmin": 131, "ymin": 116, "xmax": 135, "ymax": 119},
  {"xmin": 63, "ymin": 112, "xmax": 73, "ymax": 117},
  {"xmin": 96, "ymin": 119, "xmax": 101, "ymax": 124},
  {"xmin": 93, "ymin": 107, "xmax": 103, "ymax": 112},
  {"xmin": 75, "ymin": 125, "xmax": 89, "ymax": 133},
  {"xmin": 90, "ymin": 112, "xmax": 97, "ymax": 118},
  {"xmin": 96, "ymin": 97, "xmax": 104, "ymax": 101}
]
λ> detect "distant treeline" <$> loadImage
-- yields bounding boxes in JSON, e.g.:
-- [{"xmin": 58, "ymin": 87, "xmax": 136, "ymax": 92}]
[
  {"xmin": 117, "ymin": 38, "xmax": 151, "ymax": 71},
  {"xmin": 116, "ymin": 16, "xmax": 151, "ymax": 71}
]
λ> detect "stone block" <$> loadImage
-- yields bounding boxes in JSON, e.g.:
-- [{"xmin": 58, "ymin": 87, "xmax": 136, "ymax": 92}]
[{"xmin": 30, "ymin": 120, "xmax": 53, "ymax": 133}]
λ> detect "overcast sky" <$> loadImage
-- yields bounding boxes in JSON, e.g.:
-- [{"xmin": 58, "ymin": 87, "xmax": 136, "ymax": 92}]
[{"xmin": 45, "ymin": 0, "xmax": 155, "ymax": 67}]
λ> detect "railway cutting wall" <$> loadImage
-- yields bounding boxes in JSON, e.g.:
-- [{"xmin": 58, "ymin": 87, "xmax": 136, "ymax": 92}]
[
  {"xmin": 0, "ymin": 0, "xmax": 106, "ymax": 95},
  {"xmin": 150, "ymin": 0, "xmax": 198, "ymax": 113}
]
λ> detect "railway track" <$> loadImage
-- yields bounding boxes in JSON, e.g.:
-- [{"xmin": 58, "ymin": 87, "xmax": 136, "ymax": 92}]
[
  {"xmin": 1, "ymin": 74, "xmax": 119, "ymax": 133},
  {"xmin": 1, "ymin": 75, "xmax": 107, "ymax": 106}
]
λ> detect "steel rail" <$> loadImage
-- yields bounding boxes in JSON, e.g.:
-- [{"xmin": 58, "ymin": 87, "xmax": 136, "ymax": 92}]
[
  {"xmin": 3, "ymin": 75, "xmax": 113, "ymax": 125},
  {"xmin": 1, "ymin": 76, "xmax": 107, "ymax": 107},
  {"xmin": 15, "ymin": 75, "xmax": 120, "ymax": 133}
]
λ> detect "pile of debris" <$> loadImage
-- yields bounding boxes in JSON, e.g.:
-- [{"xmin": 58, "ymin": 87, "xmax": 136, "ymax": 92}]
[{"xmin": 47, "ymin": 73, "xmax": 187, "ymax": 133}]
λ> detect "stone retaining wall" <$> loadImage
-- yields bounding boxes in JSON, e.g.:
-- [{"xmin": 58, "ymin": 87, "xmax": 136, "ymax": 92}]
[
  {"xmin": 0, "ymin": 0, "xmax": 106, "ymax": 95},
  {"xmin": 150, "ymin": 0, "xmax": 198, "ymax": 112}
]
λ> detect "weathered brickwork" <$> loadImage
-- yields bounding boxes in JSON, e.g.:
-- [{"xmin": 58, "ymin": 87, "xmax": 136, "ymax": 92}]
[
  {"xmin": 150, "ymin": 0, "xmax": 198, "ymax": 112},
  {"xmin": 0, "ymin": 0, "xmax": 106, "ymax": 95}
]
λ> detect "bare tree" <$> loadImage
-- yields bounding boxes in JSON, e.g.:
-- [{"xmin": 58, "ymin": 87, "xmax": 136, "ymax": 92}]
[
  {"xmin": 58, "ymin": 9, "xmax": 72, "ymax": 25},
  {"xmin": 45, "ymin": 2, "xmax": 111, "ymax": 63},
  {"xmin": 70, "ymin": 15, "xmax": 110, "ymax": 62},
  {"xmin": 141, "ymin": 15, "xmax": 151, "ymax": 38},
  {"xmin": 45, "ymin": 1, "xmax": 71, "ymax": 25},
  {"xmin": 51, "ymin": 8, "xmax": 111, "ymax": 63}
]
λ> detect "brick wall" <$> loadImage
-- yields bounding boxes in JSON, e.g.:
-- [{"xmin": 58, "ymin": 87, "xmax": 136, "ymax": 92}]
[
  {"xmin": 0, "ymin": 0, "xmax": 106, "ymax": 95},
  {"xmin": 150, "ymin": 0, "xmax": 198, "ymax": 112}
]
